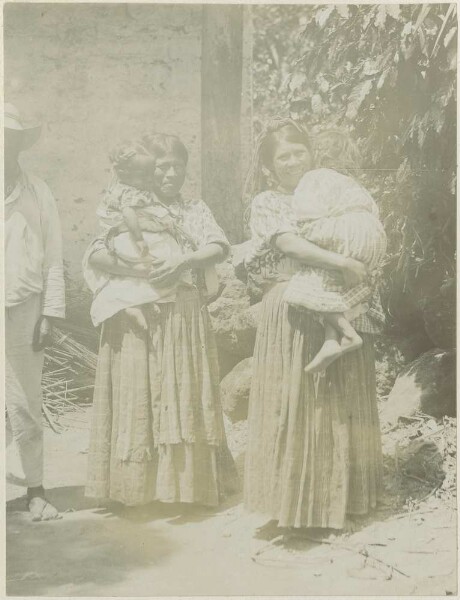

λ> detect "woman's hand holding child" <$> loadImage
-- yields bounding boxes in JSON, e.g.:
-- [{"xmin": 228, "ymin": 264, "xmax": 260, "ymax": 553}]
[
  {"xmin": 339, "ymin": 257, "xmax": 368, "ymax": 288},
  {"xmin": 148, "ymin": 254, "xmax": 190, "ymax": 288},
  {"xmin": 137, "ymin": 239, "xmax": 150, "ymax": 258}
]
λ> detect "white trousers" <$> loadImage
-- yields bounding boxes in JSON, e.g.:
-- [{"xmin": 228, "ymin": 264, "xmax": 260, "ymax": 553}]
[{"xmin": 5, "ymin": 294, "xmax": 44, "ymax": 488}]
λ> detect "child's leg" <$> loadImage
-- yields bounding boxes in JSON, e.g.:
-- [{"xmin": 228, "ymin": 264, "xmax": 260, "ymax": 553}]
[
  {"xmin": 305, "ymin": 313, "xmax": 362, "ymax": 374},
  {"xmin": 124, "ymin": 306, "xmax": 148, "ymax": 331},
  {"xmin": 124, "ymin": 302, "xmax": 163, "ymax": 331},
  {"xmin": 327, "ymin": 313, "xmax": 363, "ymax": 350},
  {"xmin": 305, "ymin": 321, "xmax": 341, "ymax": 373}
]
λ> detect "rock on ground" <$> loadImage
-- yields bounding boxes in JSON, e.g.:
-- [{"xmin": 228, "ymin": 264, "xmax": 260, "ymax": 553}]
[
  {"xmin": 220, "ymin": 357, "xmax": 252, "ymax": 422},
  {"xmin": 209, "ymin": 252, "xmax": 260, "ymax": 377},
  {"xmin": 421, "ymin": 278, "xmax": 456, "ymax": 350},
  {"xmin": 379, "ymin": 348, "xmax": 456, "ymax": 427},
  {"xmin": 396, "ymin": 439, "xmax": 445, "ymax": 485}
]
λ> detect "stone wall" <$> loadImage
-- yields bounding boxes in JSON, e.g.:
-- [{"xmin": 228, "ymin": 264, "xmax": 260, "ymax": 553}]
[{"xmin": 4, "ymin": 3, "xmax": 202, "ymax": 276}]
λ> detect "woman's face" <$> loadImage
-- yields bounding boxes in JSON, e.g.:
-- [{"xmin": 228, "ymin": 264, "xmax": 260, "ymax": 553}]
[
  {"xmin": 149, "ymin": 153, "xmax": 187, "ymax": 200},
  {"xmin": 271, "ymin": 139, "xmax": 313, "ymax": 193}
]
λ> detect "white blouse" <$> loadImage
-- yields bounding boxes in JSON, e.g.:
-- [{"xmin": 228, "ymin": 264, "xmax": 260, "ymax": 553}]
[{"xmin": 4, "ymin": 171, "xmax": 66, "ymax": 319}]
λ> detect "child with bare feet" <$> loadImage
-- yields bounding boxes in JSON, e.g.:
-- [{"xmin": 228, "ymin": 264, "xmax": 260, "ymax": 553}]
[
  {"xmin": 284, "ymin": 130, "xmax": 387, "ymax": 373},
  {"xmin": 90, "ymin": 142, "xmax": 193, "ymax": 329}
]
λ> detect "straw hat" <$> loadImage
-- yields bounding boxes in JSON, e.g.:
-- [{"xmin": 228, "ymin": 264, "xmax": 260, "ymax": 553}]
[{"xmin": 4, "ymin": 103, "xmax": 42, "ymax": 149}]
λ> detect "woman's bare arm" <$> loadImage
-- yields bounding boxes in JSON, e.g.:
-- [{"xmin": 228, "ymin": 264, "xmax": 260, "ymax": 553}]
[
  {"xmin": 88, "ymin": 248, "xmax": 150, "ymax": 278},
  {"xmin": 275, "ymin": 233, "xmax": 346, "ymax": 269},
  {"xmin": 275, "ymin": 232, "xmax": 367, "ymax": 286},
  {"xmin": 182, "ymin": 243, "xmax": 227, "ymax": 270}
]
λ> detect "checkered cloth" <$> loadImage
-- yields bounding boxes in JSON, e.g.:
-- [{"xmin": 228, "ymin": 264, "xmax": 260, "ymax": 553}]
[
  {"xmin": 246, "ymin": 189, "xmax": 387, "ymax": 335},
  {"xmin": 284, "ymin": 199, "xmax": 387, "ymax": 318}
]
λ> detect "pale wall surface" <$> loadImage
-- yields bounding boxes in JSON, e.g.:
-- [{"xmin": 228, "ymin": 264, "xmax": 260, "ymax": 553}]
[{"xmin": 4, "ymin": 3, "xmax": 202, "ymax": 276}]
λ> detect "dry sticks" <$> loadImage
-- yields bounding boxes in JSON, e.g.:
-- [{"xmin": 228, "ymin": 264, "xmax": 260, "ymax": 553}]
[
  {"xmin": 41, "ymin": 328, "xmax": 98, "ymax": 430},
  {"xmin": 251, "ymin": 532, "xmax": 410, "ymax": 578},
  {"xmin": 50, "ymin": 329, "xmax": 98, "ymax": 371}
]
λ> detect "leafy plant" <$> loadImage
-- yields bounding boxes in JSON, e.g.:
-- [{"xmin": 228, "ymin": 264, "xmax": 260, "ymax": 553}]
[{"xmin": 253, "ymin": 4, "xmax": 456, "ymax": 343}]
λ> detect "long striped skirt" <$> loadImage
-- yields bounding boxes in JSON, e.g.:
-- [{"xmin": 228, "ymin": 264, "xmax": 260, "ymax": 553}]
[
  {"xmin": 86, "ymin": 288, "xmax": 239, "ymax": 507},
  {"xmin": 244, "ymin": 282, "xmax": 382, "ymax": 529}
]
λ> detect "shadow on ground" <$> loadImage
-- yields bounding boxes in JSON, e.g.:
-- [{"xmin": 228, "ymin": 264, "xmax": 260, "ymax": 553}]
[
  {"xmin": 7, "ymin": 485, "xmax": 98, "ymax": 515},
  {"xmin": 6, "ymin": 484, "xmax": 243, "ymax": 596},
  {"xmin": 6, "ymin": 485, "xmax": 178, "ymax": 596}
]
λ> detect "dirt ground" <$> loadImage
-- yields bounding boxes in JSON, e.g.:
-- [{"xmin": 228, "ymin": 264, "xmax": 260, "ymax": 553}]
[{"xmin": 5, "ymin": 407, "xmax": 458, "ymax": 597}]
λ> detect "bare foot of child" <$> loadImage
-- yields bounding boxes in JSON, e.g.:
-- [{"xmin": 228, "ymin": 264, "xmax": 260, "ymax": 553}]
[
  {"xmin": 305, "ymin": 339, "xmax": 343, "ymax": 373},
  {"xmin": 305, "ymin": 333, "xmax": 363, "ymax": 374},
  {"xmin": 341, "ymin": 332, "xmax": 363, "ymax": 354},
  {"xmin": 125, "ymin": 307, "xmax": 148, "ymax": 331}
]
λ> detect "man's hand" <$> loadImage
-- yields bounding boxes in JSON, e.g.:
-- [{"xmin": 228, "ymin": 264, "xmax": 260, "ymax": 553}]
[{"xmin": 32, "ymin": 316, "xmax": 54, "ymax": 352}]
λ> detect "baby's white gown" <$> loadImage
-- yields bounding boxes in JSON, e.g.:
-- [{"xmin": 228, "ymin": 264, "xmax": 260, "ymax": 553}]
[
  {"xmin": 284, "ymin": 168, "xmax": 387, "ymax": 315},
  {"xmin": 89, "ymin": 202, "xmax": 193, "ymax": 327}
]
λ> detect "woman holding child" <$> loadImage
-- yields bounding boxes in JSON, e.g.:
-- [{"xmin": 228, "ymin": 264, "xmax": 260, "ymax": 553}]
[
  {"xmin": 84, "ymin": 133, "xmax": 238, "ymax": 508},
  {"xmin": 244, "ymin": 117, "xmax": 385, "ymax": 532}
]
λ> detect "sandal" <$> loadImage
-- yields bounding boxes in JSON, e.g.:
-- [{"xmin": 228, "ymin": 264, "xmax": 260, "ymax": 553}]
[{"xmin": 27, "ymin": 494, "xmax": 61, "ymax": 522}]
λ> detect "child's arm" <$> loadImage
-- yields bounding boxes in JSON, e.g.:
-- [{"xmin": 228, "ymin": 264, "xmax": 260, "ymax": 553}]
[
  {"xmin": 275, "ymin": 232, "xmax": 367, "ymax": 288},
  {"xmin": 122, "ymin": 206, "xmax": 148, "ymax": 256},
  {"xmin": 122, "ymin": 206, "xmax": 144, "ymax": 241}
]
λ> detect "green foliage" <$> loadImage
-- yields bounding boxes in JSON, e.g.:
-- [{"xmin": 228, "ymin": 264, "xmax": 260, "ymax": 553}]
[{"xmin": 253, "ymin": 4, "xmax": 456, "ymax": 332}]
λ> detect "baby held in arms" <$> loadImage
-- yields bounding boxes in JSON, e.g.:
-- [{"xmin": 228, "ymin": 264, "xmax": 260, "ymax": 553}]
[
  {"xmin": 91, "ymin": 143, "xmax": 192, "ymax": 329},
  {"xmin": 284, "ymin": 130, "xmax": 387, "ymax": 373}
]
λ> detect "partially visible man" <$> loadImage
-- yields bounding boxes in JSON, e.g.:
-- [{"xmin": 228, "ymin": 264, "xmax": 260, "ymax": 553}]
[{"xmin": 5, "ymin": 103, "xmax": 66, "ymax": 521}]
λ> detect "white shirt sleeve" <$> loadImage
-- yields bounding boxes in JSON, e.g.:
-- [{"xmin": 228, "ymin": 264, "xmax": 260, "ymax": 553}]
[{"xmin": 39, "ymin": 182, "xmax": 66, "ymax": 319}]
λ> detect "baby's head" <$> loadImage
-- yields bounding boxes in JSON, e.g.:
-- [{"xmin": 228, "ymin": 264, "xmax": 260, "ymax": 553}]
[
  {"xmin": 313, "ymin": 129, "xmax": 362, "ymax": 174},
  {"xmin": 109, "ymin": 142, "xmax": 155, "ymax": 191}
]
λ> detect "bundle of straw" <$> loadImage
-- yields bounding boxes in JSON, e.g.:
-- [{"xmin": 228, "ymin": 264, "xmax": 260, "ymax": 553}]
[
  {"xmin": 41, "ymin": 328, "xmax": 99, "ymax": 431},
  {"xmin": 50, "ymin": 329, "xmax": 98, "ymax": 371}
]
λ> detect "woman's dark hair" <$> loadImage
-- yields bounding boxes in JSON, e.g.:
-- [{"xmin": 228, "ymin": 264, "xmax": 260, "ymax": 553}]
[
  {"xmin": 259, "ymin": 123, "xmax": 313, "ymax": 171},
  {"xmin": 245, "ymin": 117, "xmax": 313, "ymax": 201},
  {"xmin": 141, "ymin": 132, "xmax": 189, "ymax": 165}
]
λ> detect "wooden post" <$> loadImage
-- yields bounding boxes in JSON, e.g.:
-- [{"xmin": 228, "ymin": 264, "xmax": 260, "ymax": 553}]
[{"xmin": 201, "ymin": 5, "xmax": 244, "ymax": 244}]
